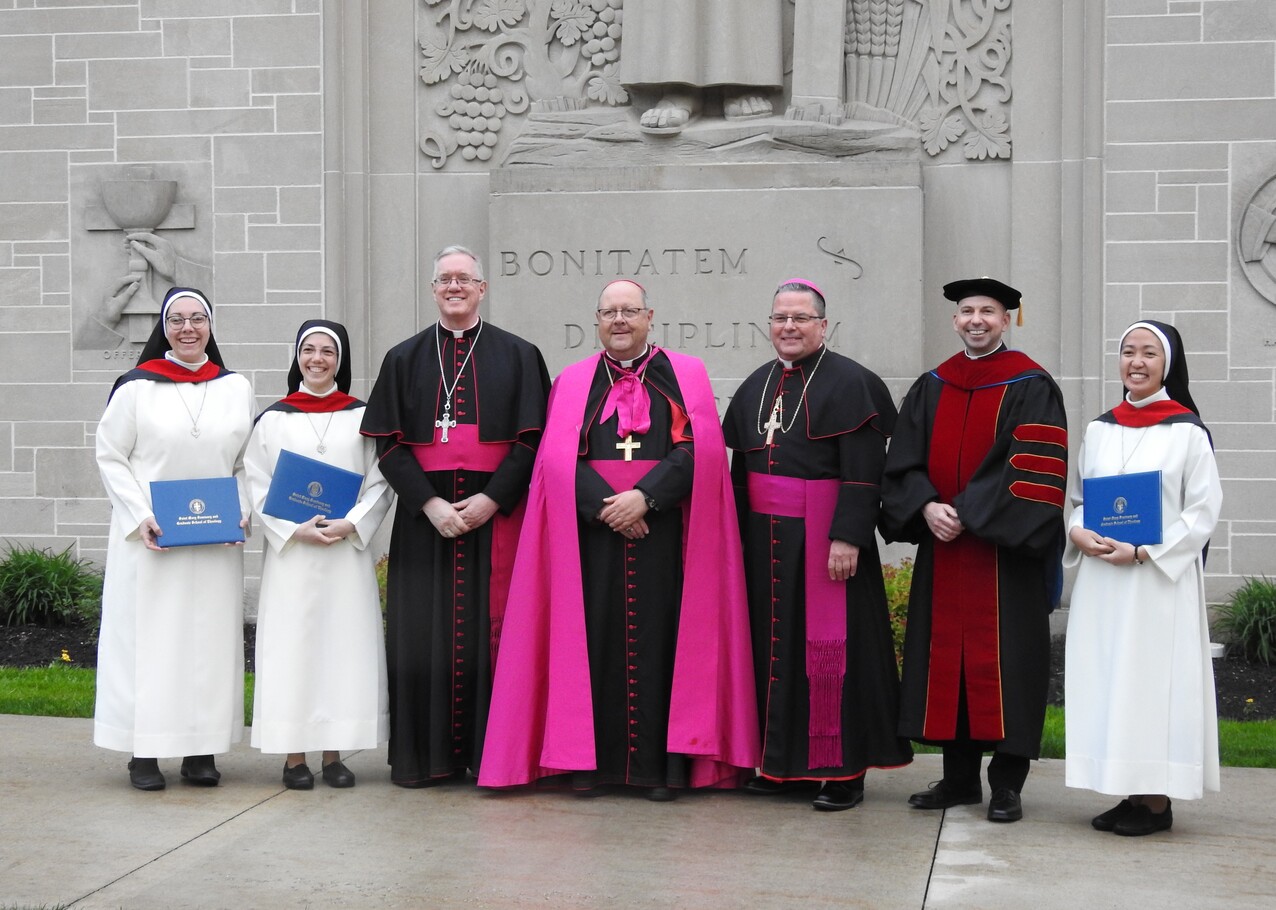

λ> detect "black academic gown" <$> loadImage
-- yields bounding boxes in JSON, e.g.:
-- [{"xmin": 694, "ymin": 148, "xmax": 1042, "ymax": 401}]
[
  {"xmin": 361, "ymin": 322, "xmax": 549, "ymax": 784},
  {"xmin": 724, "ymin": 347, "xmax": 912, "ymax": 779},
  {"xmin": 575, "ymin": 349, "xmax": 694, "ymax": 788},
  {"xmin": 881, "ymin": 347, "xmax": 1067, "ymax": 760}
]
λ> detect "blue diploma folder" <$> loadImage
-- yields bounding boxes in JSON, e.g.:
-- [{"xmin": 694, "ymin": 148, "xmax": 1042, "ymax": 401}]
[
  {"xmin": 1083, "ymin": 470, "xmax": 1163, "ymax": 546},
  {"xmin": 149, "ymin": 476, "xmax": 244, "ymax": 547},
  {"xmin": 262, "ymin": 449, "xmax": 363, "ymax": 524}
]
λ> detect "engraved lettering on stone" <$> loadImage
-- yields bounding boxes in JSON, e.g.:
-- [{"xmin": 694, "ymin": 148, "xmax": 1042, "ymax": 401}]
[
  {"xmin": 816, "ymin": 236, "xmax": 864, "ymax": 277},
  {"xmin": 499, "ymin": 247, "xmax": 748, "ymax": 277}
]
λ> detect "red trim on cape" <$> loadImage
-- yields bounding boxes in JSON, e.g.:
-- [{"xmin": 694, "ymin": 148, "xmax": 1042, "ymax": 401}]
[
  {"xmin": 1111, "ymin": 399, "xmax": 1194, "ymax": 427},
  {"xmin": 933, "ymin": 349, "xmax": 1041, "ymax": 390},
  {"xmin": 1009, "ymin": 453, "xmax": 1067, "ymax": 479},
  {"xmin": 1014, "ymin": 423, "xmax": 1067, "ymax": 448},
  {"xmin": 1009, "ymin": 480, "xmax": 1066, "ymax": 508},
  {"xmin": 136, "ymin": 358, "xmax": 222, "ymax": 383},
  {"xmin": 479, "ymin": 348, "xmax": 759, "ymax": 788},
  {"xmin": 275, "ymin": 390, "xmax": 361, "ymax": 413}
]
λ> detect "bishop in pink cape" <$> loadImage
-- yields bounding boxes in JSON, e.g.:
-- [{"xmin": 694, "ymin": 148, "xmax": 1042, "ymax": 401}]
[{"xmin": 479, "ymin": 349, "xmax": 760, "ymax": 788}]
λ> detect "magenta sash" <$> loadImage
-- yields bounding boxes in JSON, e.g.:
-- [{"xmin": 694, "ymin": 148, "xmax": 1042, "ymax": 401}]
[
  {"xmin": 410, "ymin": 424, "xmax": 519, "ymax": 669},
  {"xmin": 747, "ymin": 472, "xmax": 846, "ymax": 769},
  {"xmin": 587, "ymin": 459, "xmax": 660, "ymax": 494},
  {"xmin": 410, "ymin": 424, "xmax": 510, "ymax": 473}
]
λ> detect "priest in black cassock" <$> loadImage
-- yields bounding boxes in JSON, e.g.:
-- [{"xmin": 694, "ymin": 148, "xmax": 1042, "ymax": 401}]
[
  {"xmin": 479, "ymin": 279, "xmax": 759, "ymax": 799},
  {"xmin": 724, "ymin": 279, "xmax": 912, "ymax": 812},
  {"xmin": 360, "ymin": 245, "xmax": 549, "ymax": 787},
  {"xmin": 881, "ymin": 277, "xmax": 1067, "ymax": 823}
]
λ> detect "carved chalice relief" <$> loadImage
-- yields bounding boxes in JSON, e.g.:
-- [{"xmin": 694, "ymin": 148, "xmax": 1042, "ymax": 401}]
[
  {"xmin": 418, "ymin": 0, "xmax": 627, "ymax": 169},
  {"xmin": 1239, "ymin": 173, "xmax": 1276, "ymax": 305},
  {"xmin": 99, "ymin": 167, "xmax": 178, "ymax": 343}
]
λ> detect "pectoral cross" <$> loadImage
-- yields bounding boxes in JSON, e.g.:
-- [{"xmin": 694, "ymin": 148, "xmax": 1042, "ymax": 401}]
[
  {"xmin": 616, "ymin": 434, "xmax": 641, "ymax": 461},
  {"xmin": 763, "ymin": 400, "xmax": 784, "ymax": 446},
  {"xmin": 435, "ymin": 404, "xmax": 457, "ymax": 443}
]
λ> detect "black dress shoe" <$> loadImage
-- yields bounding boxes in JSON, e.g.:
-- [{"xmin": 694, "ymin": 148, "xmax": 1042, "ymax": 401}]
[
  {"xmin": 645, "ymin": 786, "xmax": 677, "ymax": 802},
  {"xmin": 282, "ymin": 762, "xmax": 314, "ymax": 790},
  {"xmin": 322, "ymin": 760, "xmax": 356, "ymax": 789},
  {"xmin": 128, "ymin": 757, "xmax": 166, "ymax": 791},
  {"xmin": 1091, "ymin": 799, "xmax": 1136, "ymax": 832},
  {"xmin": 180, "ymin": 754, "xmax": 221, "ymax": 786},
  {"xmin": 908, "ymin": 780, "xmax": 982, "ymax": 810},
  {"xmin": 812, "ymin": 781, "xmax": 864, "ymax": 812},
  {"xmin": 1114, "ymin": 800, "xmax": 1173, "ymax": 837},
  {"xmin": 987, "ymin": 787, "xmax": 1023, "ymax": 822},
  {"xmin": 743, "ymin": 776, "xmax": 815, "ymax": 796}
]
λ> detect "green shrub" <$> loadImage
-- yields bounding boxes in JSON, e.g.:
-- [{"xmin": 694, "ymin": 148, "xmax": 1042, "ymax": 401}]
[
  {"xmin": 375, "ymin": 553, "xmax": 389, "ymax": 614},
  {"xmin": 0, "ymin": 543, "xmax": 103, "ymax": 628},
  {"xmin": 1214, "ymin": 576, "xmax": 1276, "ymax": 666},
  {"xmin": 881, "ymin": 558, "xmax": 913, "ymax": 669}
]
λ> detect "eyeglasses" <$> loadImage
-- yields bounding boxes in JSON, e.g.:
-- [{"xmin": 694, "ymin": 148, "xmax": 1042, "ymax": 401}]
[
  {"xmin": 432, "ymin": 276, "xmax": 483, "ymax": 288},
  {"xmin": 767, "ymin": 314, "xmax": 820, "ymax": 326},
  {"xmin": 166, "ymin": 314, "xmax": 209, "ymax": 328},
  {"xmin": 596, "ymin": 307, "xmax": 647, "ymax": 322}
]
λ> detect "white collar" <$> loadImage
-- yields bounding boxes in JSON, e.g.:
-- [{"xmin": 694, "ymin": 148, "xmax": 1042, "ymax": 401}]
[
  {"xmin": 1126, "ymin": 386, "xmax": 1170, "ymax": 408},
  {"xmin": 164, "ymin": 351, "xmax": 208, "ymax": 371}
]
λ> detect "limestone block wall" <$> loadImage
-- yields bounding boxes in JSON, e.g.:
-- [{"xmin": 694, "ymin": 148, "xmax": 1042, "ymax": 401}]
[
  {"xmin": 1104, "ymin": 0, "xmax": 1276, "ymax": 601},
  {"xmin": 0, "ymin": 1, "xmax": 325, "ymax": 609}
]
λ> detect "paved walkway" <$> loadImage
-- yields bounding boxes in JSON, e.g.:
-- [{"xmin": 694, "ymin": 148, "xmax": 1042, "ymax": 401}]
[{"xmin": 1, "ymin": 715, "xmax": 1273, "ymax": 909}]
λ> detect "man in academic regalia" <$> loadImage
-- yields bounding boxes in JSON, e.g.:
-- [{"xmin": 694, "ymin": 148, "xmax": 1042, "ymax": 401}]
[
  {"xmin": 881, "ymin": 277, "xmax": 1068, "ymax": 823},
  {"xmin": 724, "ymin": 279, "xmax": 912, "ymax": 812},
  {"xmin": 360, "ymin": 245, "xmax": 549, "ymax": 787},
  {"xmin": 478, "ymin": 280, "xmax": 759, "ymax": 800}
]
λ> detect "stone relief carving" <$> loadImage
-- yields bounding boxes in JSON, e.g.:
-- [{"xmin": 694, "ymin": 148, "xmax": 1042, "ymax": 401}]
[
  {"xmin": 1238, "ymin": 172, "xmax": 1276, "ymax": 305},
  {"xmin": 418, "ymin": 0, "xmax": 629, "ymax": 168},
  {"xmin": 418, "ymin": 0, "xmax": 1013, "ymax": 168}
]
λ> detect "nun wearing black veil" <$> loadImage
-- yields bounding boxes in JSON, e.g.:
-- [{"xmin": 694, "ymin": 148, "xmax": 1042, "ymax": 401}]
[
  {"xmin": 244, "ymin": 319, "xmax": 391, "ymax": 790},
  {"xmin": 94, "ymin": 287, "xmax": 256, "ymax": 791},
  {"xmin": 1063, "ymin": 320, "xmax": 1223, "ymax": 836}
]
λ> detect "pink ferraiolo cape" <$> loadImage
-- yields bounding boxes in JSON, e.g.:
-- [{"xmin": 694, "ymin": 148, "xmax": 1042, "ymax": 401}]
[{"xmin": 478, "ymin": 348, "xmax": 760, "ymax": 788}]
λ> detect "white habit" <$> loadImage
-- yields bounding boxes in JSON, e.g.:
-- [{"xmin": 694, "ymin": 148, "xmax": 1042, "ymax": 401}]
[
  {"xmin": 94, "ymin": 372, "xmax": 256, "ymax": 757},
  {"xmin": 1064, "ymin": 390, "xmax": 1223, "ymax": 800},
  {"xmin": 245, "ymin": 405, "xmax": 391, "ymax": 754}
]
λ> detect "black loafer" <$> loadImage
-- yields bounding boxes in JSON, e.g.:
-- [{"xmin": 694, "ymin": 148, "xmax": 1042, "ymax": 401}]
[
  {"xmin": 393, "ymin": 769, "xmax": 465, "ymax": 789},
  {"xmin": 645, "ymin": 786, "xmax": 677, "ymax": 802},
  {"xmin": 283, "ymin": 762, "xmax": 314, "ymax": 790},
  {"xmin": 743, "ymin": 776, "xmax": 814, "ymax": 796},
  {"xmin": 322, "ymin": 760, "xmax": 356, "ymax": 789},
  {"xmin": 987, "ymin": 787, "xmax": 1023, "ymax": 822},
  {"xmin": 1091, "ymin": 799, "xmax": 1136, "ymax": 832},
  {"xmin": 128, "ymin": 757, "xmax": 166, "ymax": 791},
  {"xmin": 908, "ymin": 780, "xmax": 982, "ymax": 810},
  {"xmin": 1114, "ymin": 801, "xmax": 1173, "ymax": 837},
  {"xmin": 812, "ymin": 781, "xmax": 864, "ymax": 812},
  {"xmin": 180, "ymin": 754, "xmax": 221, "ymax": 786}
]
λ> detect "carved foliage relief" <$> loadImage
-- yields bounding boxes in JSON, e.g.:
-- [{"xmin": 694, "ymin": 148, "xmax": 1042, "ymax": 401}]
[
  {"xmin": 418, "ymin": 0, "xmax": 627, "ymax": 168},
  {"xmin": 418, "ymin": 0, "xmax": 1013, "ymax": 169},
  {"xmin": 845, "ymin": 0, "xmax": 1012, "ymax": 159}
]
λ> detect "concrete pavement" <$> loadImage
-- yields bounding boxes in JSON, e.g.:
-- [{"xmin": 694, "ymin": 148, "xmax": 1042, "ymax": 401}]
[{"xmin": 1, "ymin": 714, "xmax": 1273, "ymax": 909}]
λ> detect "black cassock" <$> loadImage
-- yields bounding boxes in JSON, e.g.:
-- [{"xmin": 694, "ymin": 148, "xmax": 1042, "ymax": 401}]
[
  {"xmin": 724, "ymin": 348, "xmax": 912, "ymax": 779},
  {"xmin": 575, "ymin": 350, "xmax": 694, "ymax": 788},
  {"xmin": 361, "ymin": 321, "xmax": 548, "ymax": 785}
]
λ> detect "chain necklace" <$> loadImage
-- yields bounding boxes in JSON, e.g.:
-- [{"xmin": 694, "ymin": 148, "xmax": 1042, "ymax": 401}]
[
  {"xmin": 434, "ymin": 319, "xmax": 482, "ymax": 444},
  {"xmin": 754, "ymin": 347, "xmax": 827, "ymax": 444},
  {"xmin": 173, "ymin": 382, "xmax": 208, "ymax": 438},
  {"xmin": 305, "ymin": 412, "xmax": 335, "ymax": 454}
]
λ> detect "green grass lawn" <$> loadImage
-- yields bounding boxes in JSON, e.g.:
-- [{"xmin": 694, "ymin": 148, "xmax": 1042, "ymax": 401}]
[
  {"xmin": 0, "ymin": 665, "xmax": 255, "ymax": 727},
  {"xmin": 1, "ymin": 667, "xmax": 1272, "ymax": 769}
]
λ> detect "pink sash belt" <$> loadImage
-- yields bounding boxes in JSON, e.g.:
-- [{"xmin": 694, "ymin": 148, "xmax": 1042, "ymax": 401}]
[
  {"xmin": 410, "ymin": 423, "xmax": 511, "ymax": 474},
  {"xmin": 587, "ymin": 458, "xmax": 659, "ymax": 493},
  {"xmin": 747, "ymin": 472, "xmax": 846, "ymax": 770}
]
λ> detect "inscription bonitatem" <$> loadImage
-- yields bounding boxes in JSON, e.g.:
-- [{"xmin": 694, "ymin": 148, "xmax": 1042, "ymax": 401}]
[{"xmin": 500, "ymin": 247, "xmax": 748, "ymax": 277}]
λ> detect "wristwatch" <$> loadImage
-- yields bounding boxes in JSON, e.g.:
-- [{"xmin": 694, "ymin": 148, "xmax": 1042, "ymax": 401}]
[{"xmin": 642, "ymin": 492, "xmax": 658, "ymax": 512}]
